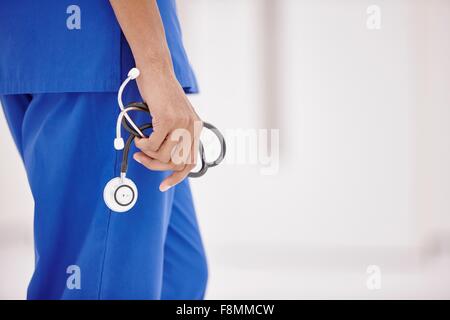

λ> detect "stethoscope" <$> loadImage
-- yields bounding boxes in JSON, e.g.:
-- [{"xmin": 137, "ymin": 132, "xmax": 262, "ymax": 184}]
[{"xmin": 103, "ymin": 68, "xmax": 226, "ymax": 213}]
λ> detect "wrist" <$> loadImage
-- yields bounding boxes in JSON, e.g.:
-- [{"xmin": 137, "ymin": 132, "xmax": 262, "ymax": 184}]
[
  {"xmin": 137, "ymin": 63, "xmax": 178, "ymax": 90},
  {"xmin": 134, "ymin": 49, "xmax": 174, "ymax": 76},
  {"xmin": 135, "ymin": 60, "xmax": 183, "ymax": 105},
  {"xmin": 136, "ymin": 59, "xmax": 178, "ymax": 89}
]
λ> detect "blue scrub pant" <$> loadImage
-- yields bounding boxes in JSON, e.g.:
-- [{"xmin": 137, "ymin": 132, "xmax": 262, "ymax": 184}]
[{"xmin": 0, "ymin": 90, "xmax": 208, "ymax": 299}]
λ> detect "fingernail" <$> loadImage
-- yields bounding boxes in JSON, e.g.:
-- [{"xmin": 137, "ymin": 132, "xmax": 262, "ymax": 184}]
[
  {"xmin": 133, "ymin": 153, "xmax": 142, "ymax": 164},
  {"xmin": 159, "ymin": 184, "xmax": 171, "ymax": 192}
]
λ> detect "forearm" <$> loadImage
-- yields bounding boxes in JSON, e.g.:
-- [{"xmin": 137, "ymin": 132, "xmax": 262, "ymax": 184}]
[
  {"xmin": 109, "ymin": 0, "xmax": 174, "ymax": 76},
  {"xmin": 110, "ymin": 1, "xmax": 202, "ymax": 191}
]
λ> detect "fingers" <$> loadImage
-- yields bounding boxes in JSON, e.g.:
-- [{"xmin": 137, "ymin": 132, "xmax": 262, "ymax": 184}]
[
  {"xmin": 159, "ymin": 138, "xmax": 198, "ymax": 191},
  {"xmin": 169, "ymin": 129, "xmax": 193, "ymax": 165},
  {"xmin": 136, "ymin": 114, "xmax": 191, "ymax": 153},
  {"xmin": 132, "ymin": 115, "xmax": 203, "ymax": 192},
  {"xmin": 135, "ymin": 127, "xmax": 167, "ymax": 153},
  {"xmin": 159, "ymin": 163, "xmax": 196, "ymax": 192},
  {"xmin": 141, "ymin": 136, "xmax": 180, "ymax": 163},
  {"xmin": 136, "ymin": 128, "xmax": 193, "ymax": 165},
  {"xmin": 133, "ymin": 149, "xmax": 195, "ymax": 192},
  {"xmin": 133, "ymin": 152, "xmax": 185, "ymax": 172}
]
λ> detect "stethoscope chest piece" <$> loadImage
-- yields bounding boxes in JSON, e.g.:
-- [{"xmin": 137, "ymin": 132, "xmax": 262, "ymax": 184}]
[{"xmin": 103, "ymin": 176, "xmax": 138, "ymax": 213}]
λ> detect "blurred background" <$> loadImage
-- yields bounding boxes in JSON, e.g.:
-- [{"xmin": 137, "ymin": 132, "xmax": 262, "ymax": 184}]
[{"xmin": 1, "ymin": 0, "xmax": 450, "ymax": 299}]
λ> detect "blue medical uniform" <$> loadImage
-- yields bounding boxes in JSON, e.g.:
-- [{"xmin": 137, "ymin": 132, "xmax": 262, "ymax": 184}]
[{"xmin": 0, "ymin": 1, "xmax": 207, "ymax": 299}]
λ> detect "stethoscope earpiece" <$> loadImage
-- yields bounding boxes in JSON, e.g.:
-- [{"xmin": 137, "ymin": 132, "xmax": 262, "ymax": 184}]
[
  {"xmin": 104, "ymin": 67, "xmax": 226, "ymax": 213},
  {"xmin": 127, "ymin": 67, "xmax": 140, "ymax": 80}
]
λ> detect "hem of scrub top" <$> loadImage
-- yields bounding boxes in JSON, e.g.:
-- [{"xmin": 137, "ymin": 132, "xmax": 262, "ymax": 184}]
[
  {"xmin": 174, "ymin": 72, "xmax": 199, "ymax": 94},
  {"xmin": 183, "ymin": 86, "xmax": 199, "ymax": 94},
  {"xmin": 0, "ymin": 79, "xmax": 120, "ymax": 95},
  {"xmin": 0, "ymin": 80, "xmax": 199, "ymax": 95},
  {"xmin": 172, "ymin": 63, "xmax": 200, "ymax": 94}
]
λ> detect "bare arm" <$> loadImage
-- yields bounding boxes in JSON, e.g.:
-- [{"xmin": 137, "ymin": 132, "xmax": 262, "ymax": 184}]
[
  {"xmin": 109, "ymin": 0, "xmax": 201, "ymax": 191},
  {"xmin": 109, "ymin": 0, "xmax": 173, "ymax": 79}
]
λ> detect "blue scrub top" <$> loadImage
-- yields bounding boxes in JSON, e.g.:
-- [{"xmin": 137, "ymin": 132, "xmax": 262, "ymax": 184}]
[{"xmin": 0, "ymin": 0, "xmax": 198, "ymax": 94}]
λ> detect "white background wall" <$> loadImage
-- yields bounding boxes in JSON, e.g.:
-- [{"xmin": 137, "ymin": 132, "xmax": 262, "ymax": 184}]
[
  {"xmin": 1, "ymin": 0, "xmax": 450, "ymax": 299},
  {"xmin": 179, "ymin": 0, "xmax": 450, "ymax": 244}
]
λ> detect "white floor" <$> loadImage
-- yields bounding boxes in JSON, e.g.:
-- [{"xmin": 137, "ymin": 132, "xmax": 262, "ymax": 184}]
[
  {"xmin": 204, "ymin": 244, "xmax": 450, "ymax": 299},
  {"xmin": 1, "ymin": 237, "xmax": 450, "ymax": 299},
  {"xmin": 206, "ymin": 259, "xmax": 450, "ymax": 299}
]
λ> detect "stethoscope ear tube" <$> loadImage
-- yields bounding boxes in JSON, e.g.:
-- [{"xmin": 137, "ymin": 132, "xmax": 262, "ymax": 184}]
[
  {"xmin": 187, "ymin": 142, "xmax": 208, "ymax": 178},
  {"xmin": 202, "ymin": 122, "xmax": 226, "ymax": 168}
]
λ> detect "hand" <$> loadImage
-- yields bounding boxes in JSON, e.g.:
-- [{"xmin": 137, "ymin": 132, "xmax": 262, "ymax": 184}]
[{"xmin": 132, "ymin": 67, "xmax": 203, "ymax": 192}]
